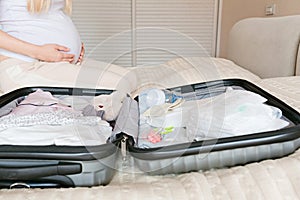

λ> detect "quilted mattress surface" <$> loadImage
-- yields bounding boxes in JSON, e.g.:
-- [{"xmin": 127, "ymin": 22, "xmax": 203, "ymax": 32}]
[{"xmin": 0, "ymin": 60, "xmax": 300, "ymax": 200}]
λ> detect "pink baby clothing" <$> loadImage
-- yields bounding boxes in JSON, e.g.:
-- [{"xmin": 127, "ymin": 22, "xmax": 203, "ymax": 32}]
[{"xmin": 12, "ymin": 89, "xmax": 73, "ymax": 115}]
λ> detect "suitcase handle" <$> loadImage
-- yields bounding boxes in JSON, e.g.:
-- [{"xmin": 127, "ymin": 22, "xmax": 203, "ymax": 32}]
[{"xmin": 0, "ymin": 163, "xmax": 82, "ymax": 180}]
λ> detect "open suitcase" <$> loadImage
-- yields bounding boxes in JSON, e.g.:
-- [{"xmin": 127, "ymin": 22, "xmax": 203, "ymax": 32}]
[
  {"xmin": 0, "ymin": 87, "xmax": 119, "ymax": 188},
  {"xmin": 118, "ymin": 79, "xmax": 300, "ymax": 175},
  {"xmin": 1, "ymin": 79, "xmax": 300, "ymax": 188}
]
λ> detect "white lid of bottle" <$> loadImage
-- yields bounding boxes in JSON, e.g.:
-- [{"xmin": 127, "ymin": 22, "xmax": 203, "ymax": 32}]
[{"xmin": 146, "ymin": 89, "xmax": 166, "ymax": 107}]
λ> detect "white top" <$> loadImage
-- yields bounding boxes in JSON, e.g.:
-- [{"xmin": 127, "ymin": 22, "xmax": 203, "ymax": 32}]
[{"xmin": 0, "ymin": 0, "xmax": 81, "ymax": 62}]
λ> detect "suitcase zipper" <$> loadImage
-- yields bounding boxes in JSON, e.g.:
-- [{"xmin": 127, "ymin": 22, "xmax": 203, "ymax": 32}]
[{"xmin": 121, "ymin": 135, "xmax": 128, "ymax": 160}]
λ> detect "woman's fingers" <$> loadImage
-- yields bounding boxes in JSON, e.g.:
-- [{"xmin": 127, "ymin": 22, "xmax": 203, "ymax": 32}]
[
  {"xmin": 54, "ymin": 46, "xmax": 74, "ymax": 63},
  {"xmin": 55, "ymin": 45, "xmax": 70, "ymax": 52},
  {"xmin": 62, "ymin": 53, "xmax": 75, "ymax": 59},
  {"xmin": 61, "ymin": 53, "xmax": 75, "ymax": 63},
  {"xmin": 75, "ymin": 43, "xmax": 85, "ymax": 64},
  {"xmin": 37, "ymin": 44, "xmax": 77, "ymax": 63}
]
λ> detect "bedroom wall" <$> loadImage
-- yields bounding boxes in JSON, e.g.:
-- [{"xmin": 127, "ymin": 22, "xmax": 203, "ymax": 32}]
[
  {"xmin": 219, "ymin": 0, "xmax": 300, "ymax": 58},
  {"xmin": 72, "ymin": 0, "xmax": 218, "ymax": 67}
]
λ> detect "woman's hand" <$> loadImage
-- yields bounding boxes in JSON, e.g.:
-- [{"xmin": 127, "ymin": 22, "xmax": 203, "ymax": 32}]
[
  {"xmin": 0, "ymin": 31, "xmax": 75, "ymax": 63},
  {"xmin": 34, "ymin": 44, "xmax": 75, "ymax": 63},
  {"xmin": 76, "ymin": 43, "xmax": 85, "ymax": 64}
]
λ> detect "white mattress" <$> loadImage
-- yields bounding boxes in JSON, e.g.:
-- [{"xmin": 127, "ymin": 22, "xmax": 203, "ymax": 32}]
[
  {"xmin": 0, "ymin": 60, "xmax": 300, "ymax": 199},
  {"xmin": 130, "ymin": 57, "xmax": 261, "ymax": 97},
  {"xmin": 259, "ymin": 76, "xmax": 300, "ymax": 112}
]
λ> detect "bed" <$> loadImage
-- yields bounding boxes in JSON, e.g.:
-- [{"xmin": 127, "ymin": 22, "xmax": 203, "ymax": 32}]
[
  {"xmin": 0, "ymin": 75, "xmax": 298, "ymax": 199},
  {"xmin": 259, "ymin": 76, "xmax": 300, "ymax": 112},
  {"xmin": 0, "ymin": 58, "xmax": 298, "ymax": 199}
]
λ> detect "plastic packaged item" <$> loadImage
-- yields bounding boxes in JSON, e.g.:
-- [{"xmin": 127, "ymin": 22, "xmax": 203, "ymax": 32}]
[
  {"xmin": 185, "ymin": 88, "xmax": 289, "ymax": 139},
  {"xmin": 139, "ymin": 88, "xmax": 182, "ymax": 113}
]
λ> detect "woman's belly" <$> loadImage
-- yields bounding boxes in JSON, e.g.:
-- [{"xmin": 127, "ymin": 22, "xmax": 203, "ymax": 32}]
[{"xmin": 0, "ymin": 12, "xmax": 82, "ymax": 63}]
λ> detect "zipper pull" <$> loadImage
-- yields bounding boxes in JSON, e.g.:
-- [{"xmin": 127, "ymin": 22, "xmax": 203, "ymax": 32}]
[{"xmin": 121, "ymin": 135, "xmax": 128, "ymax": 160}]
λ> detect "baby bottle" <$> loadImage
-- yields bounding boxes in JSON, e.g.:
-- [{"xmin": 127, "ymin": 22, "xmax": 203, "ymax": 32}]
[{"xmin": 139, "ymin": 88, "xmax": 182, "ymax": 113}]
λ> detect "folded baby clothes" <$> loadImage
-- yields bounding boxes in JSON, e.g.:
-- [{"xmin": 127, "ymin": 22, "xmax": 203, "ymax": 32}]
[
  {"xmin": 12, "ymin": 89, "xmax": 73, "ymax": 115},
  {"xmin": 0, "ymin": 110, "xmax": 109, "ymax": 132},
  {"xmin": 185, "ymin": 88, "xmax": 289, "ymax": 139}
]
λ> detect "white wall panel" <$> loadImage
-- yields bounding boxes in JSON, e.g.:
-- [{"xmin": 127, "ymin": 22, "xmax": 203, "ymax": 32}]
[
  {"xmin": 71, "ymin": 0, "xmax": 219, "ymax": 67},
  {"xmin": 72, "ymin": 0, "xmax": 132, "ymax": 67},
  {"xmin": 135, "ymin": 0, "xmax": 218, "ymax": 67}
]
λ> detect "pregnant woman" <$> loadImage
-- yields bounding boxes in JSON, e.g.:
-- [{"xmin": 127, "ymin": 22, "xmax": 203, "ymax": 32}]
[
  {"xmin": 0, "ymin": 0, "xmax": 132, "ymax": 100},
  {"xmin": 0, "ymin": 0, "xmax": 83, "ymax": 64}
]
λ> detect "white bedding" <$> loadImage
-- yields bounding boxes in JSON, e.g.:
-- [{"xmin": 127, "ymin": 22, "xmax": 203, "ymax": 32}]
[
  {"xmin": 0, "ymin": 58, "xmax": 299, "ymax": 199},
  {"xmin": 259, "ymin": 76, "xmax": 300, "ymax": 112},
  {"xmin": 130, "ymin": 57, "xmax": 261, "ymax": 97},
  {"xmin": 0, "ymin": 58, "xmax": 135, "ymax": 95}
]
